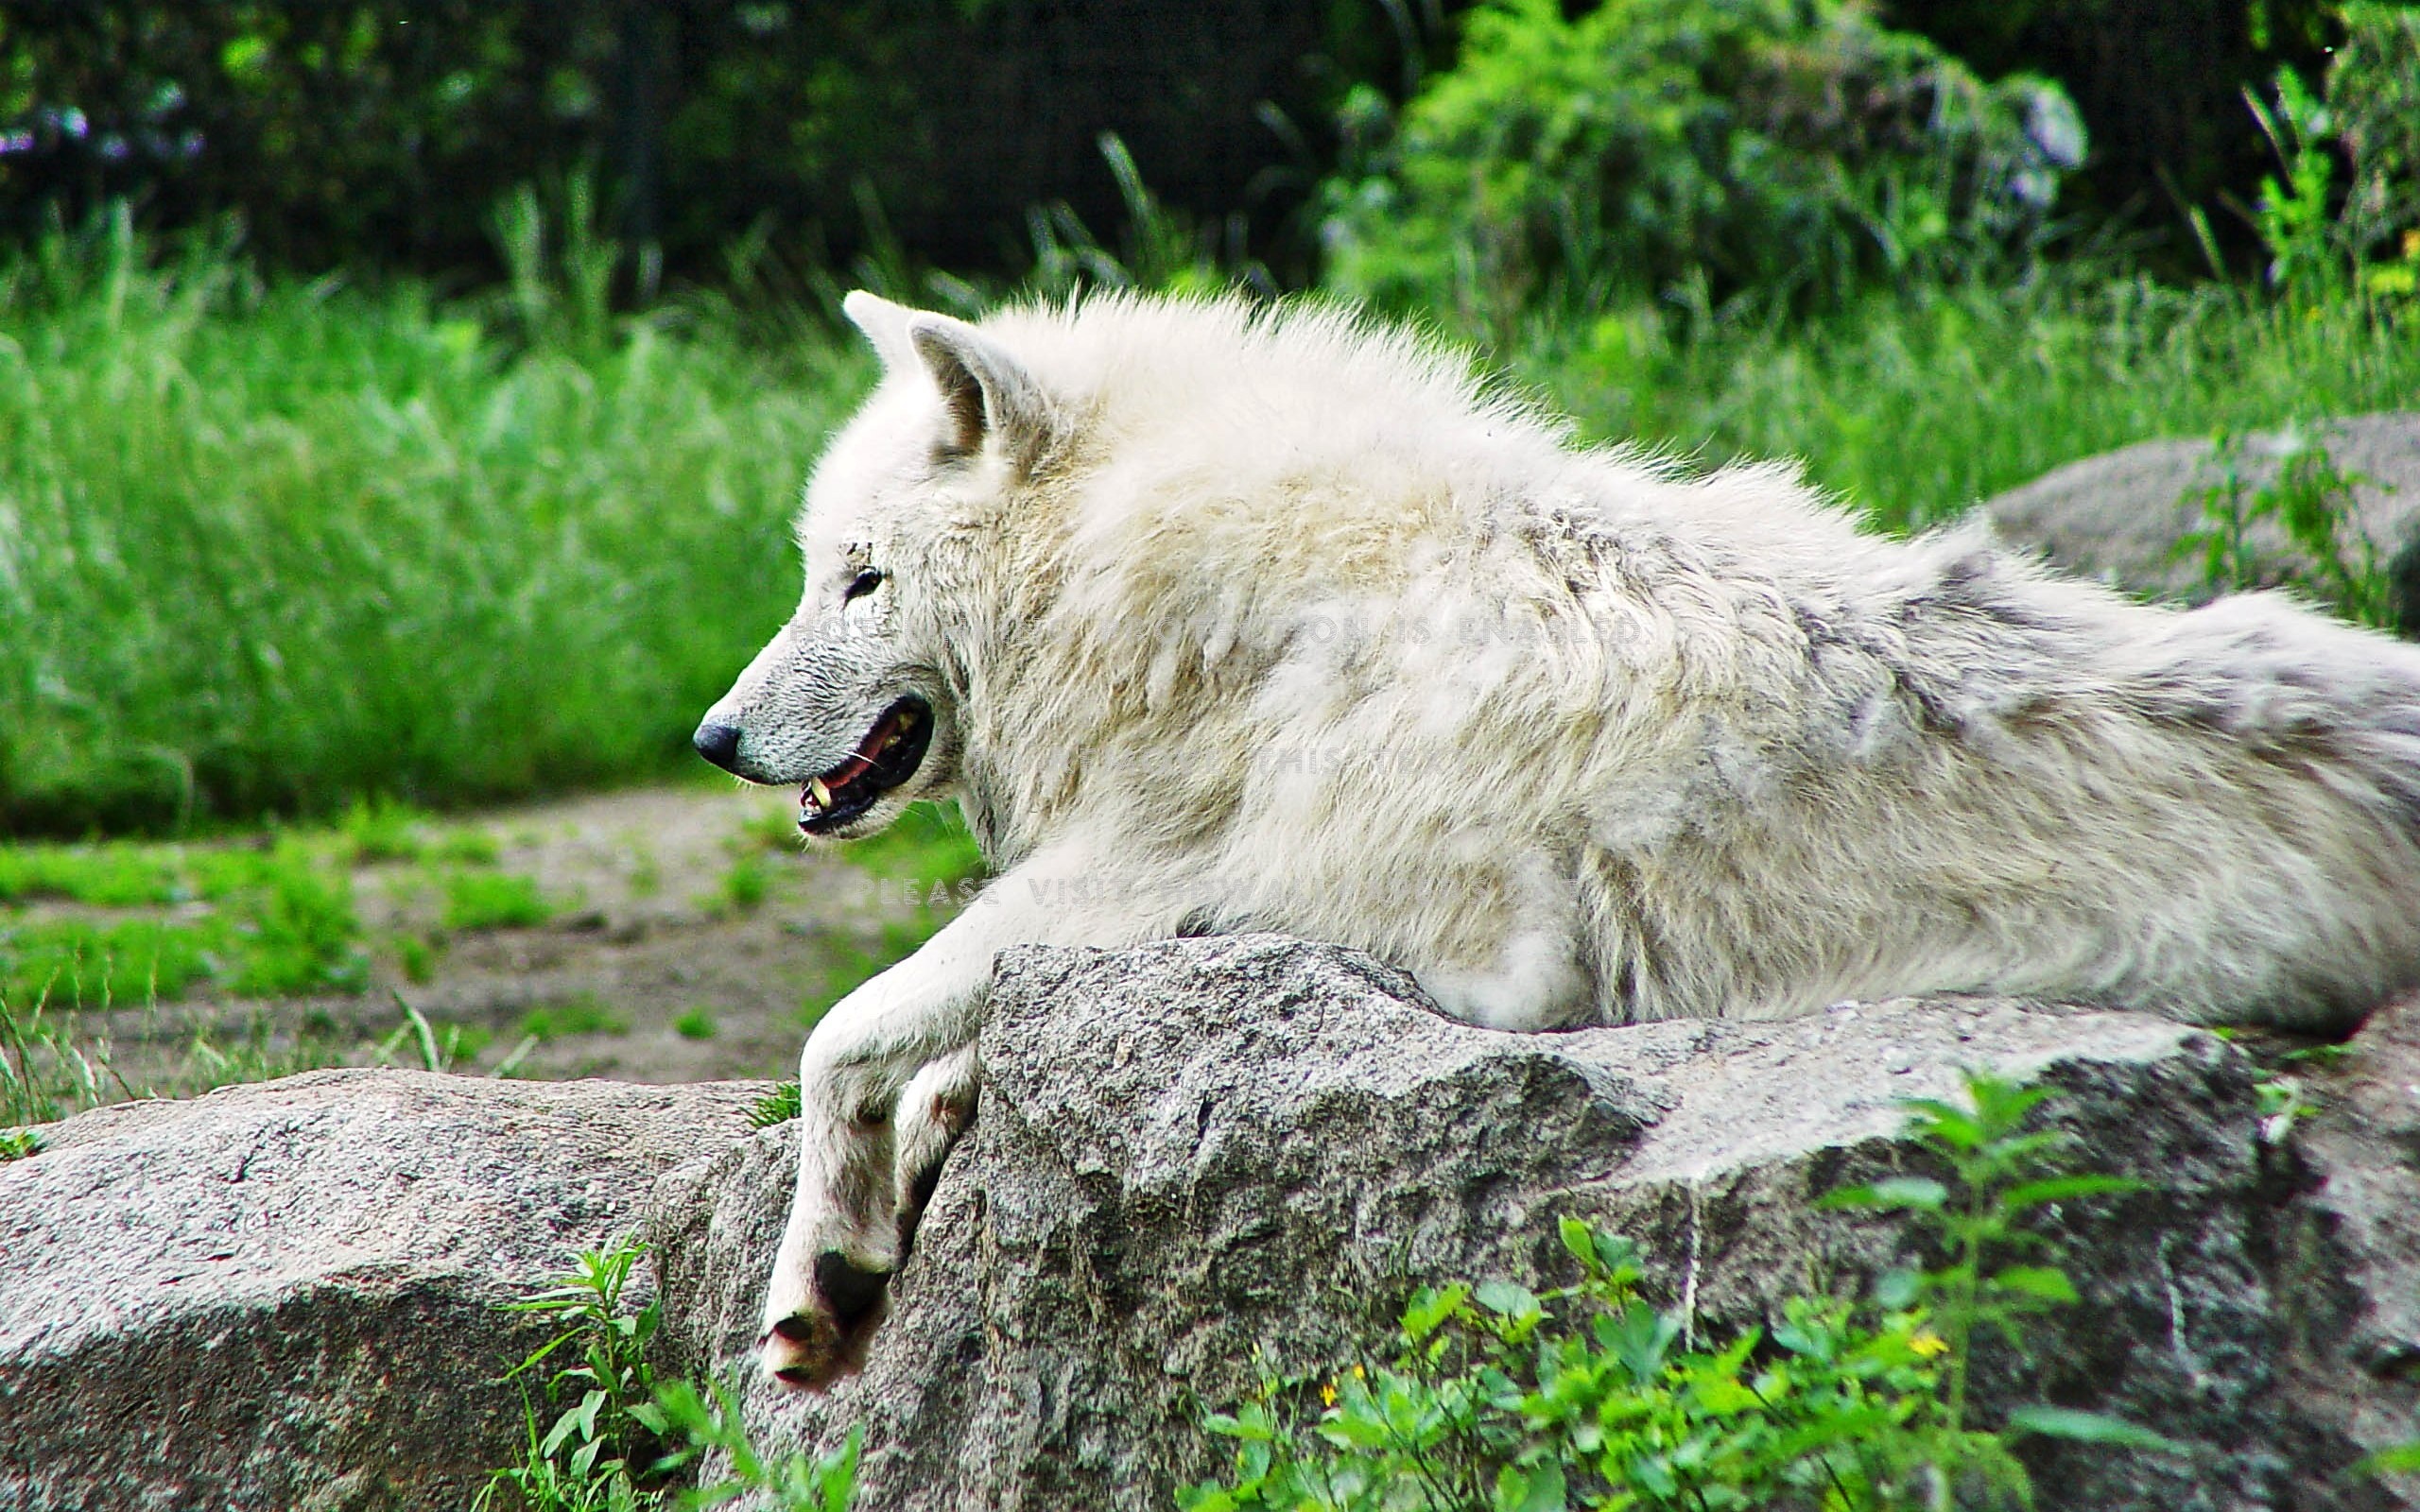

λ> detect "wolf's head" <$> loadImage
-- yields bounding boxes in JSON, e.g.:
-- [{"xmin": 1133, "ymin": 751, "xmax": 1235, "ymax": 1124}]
[{"xmin": 693, "ymin": 291, "xmax": 1058, "ymax": 842}]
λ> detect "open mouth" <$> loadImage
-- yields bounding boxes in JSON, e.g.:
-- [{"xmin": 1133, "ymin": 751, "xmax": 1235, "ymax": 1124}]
[{"xmin": 799, "ymin": 696, "xmax": 932, "ymax": 834}]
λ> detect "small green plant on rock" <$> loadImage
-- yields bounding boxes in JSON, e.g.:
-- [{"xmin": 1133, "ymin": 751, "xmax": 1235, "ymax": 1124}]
[
  {"xmin": 1184, "ymin": 1071, "xmax": 2173, "ymax": 1511},
  {"xmin": 653, "ymin": 1383, "xmax": 863, "ymax": 1511},
  {"xmin": 750, "ymin": 1081, "xmax": 803, "ymax": 1127},
  {"xmin": 481, "ymin": 1238, "xmax": 672, "ymax": 1512},
  {"xmin": 482, "ymin": 1238, "xmax": 859, "ymax": 1511},
  {"xmin": 2176, "ymin": 431, "xmax": 2394, "ymax": 628}
]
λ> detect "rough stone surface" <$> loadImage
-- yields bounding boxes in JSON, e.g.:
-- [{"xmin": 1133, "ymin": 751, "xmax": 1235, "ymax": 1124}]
[
  {"xmin": 9, "ymin": 937, "xmax": 2414, "ymax": 1510},
  {"xmin": 1981, "ymin": 412, "xmax": 2420, "ymax": 600},
  {"xmin": 0, "ymin": 1069, "xmax": 771, "ymax": 1512},
  {"xmin": 650, "ymin": 935, "xmax": 2420, "ymax": 1512}
]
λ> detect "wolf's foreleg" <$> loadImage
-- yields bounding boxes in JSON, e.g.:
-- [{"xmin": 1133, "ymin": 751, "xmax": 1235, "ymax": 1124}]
[
  {"xmin": 759, "ymin": 851, "xmax": 1160, "ymax": 1386},
  {"xmin": 892, "ymin": 1043, "xmax": 980, "ymax": 1237}
]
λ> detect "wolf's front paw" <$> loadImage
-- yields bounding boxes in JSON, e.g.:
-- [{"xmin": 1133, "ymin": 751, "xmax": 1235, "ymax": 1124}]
[{"xmin": 759, "ymin": 1249, "xmax": 894, "ymax": 1389}]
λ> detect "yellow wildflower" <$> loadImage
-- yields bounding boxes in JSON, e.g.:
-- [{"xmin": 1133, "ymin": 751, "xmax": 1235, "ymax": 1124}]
[{"xmin": 1910, "ymin": 1331, "xmax": 1949, "ymax": 1358}]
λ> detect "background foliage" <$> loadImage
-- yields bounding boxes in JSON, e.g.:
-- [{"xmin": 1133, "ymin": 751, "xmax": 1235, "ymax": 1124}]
[
  {"xmin": 0, "ymin": 0, "xmax": 1415, "ymax": 287},
  {"xmin": 0, "ymin": 0, "xmax": 2373, "ymax": 289},
  {"xmin": 1, "ymin": 0, "xmax": 2415, "ymax": 835},
  {"xmin": 1320, "ymin": 0, "xmax": 2084, "ymax": 334}
]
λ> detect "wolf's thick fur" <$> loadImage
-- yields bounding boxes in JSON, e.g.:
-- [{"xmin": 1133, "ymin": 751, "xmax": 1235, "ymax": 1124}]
[{"xmin": 699, "ymin": 291, "xmax": 2420, "ymax": 1383}]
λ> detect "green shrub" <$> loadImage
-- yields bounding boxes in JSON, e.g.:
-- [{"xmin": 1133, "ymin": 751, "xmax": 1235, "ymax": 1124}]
[
  {"xmin": 2329, "ymin": 4, "xmax": 2420, "ymax": 276},
  {"xmin": 0, "ymin": 834, "xmax": 368, "ymax": 1006},
  {"xmin": 337, "ymin": 796, "xmax": 434, "ymax": 864},
  {"xmin": 717, "ymin": 855, "xmax": 769, "ymax": 915},
  {"xmin": 751, "ymin": 1081, "xmax": 802, "ymax": 1127},
  {"xmin": 1518, "ymin": 269, "xmax": 2420, "ymax": 536},
  {"xmin": 1186, "ymin": 1072, "xmax": 2171, "ymax": 1511},
  {"xmin": 1321, "ymin": 0, "xmax": 2083, "ymax": 336},
  {"xmin": 482, "ymin": 1240, "xmax": 676, "ymax": 1512}
]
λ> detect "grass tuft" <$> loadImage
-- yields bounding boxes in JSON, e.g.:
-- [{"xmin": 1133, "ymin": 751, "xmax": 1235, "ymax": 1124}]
[{"xmin": 442, "ymin": 871, "xmax": 555, "ymax": 932}]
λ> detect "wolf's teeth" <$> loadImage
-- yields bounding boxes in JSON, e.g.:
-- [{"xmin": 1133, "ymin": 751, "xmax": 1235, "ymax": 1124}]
[{"xmin": 809, "ymin": 777, "xmax": 833, "ymax": 809}]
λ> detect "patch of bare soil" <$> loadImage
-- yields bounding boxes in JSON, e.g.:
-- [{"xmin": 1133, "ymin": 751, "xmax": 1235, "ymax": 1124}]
[{"xmin": 93, "ymin": 779, "xmax": 960, "ymax": 1092}]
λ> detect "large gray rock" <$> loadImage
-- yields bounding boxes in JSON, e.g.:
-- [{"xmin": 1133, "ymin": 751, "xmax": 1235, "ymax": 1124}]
[
  {"xmin": 1981, "ymin": 411, "xmax": 2420, "ymax": 601},
  {"xmin": 651, "ymin": 935, "xmax": 2420, "ymax": 1512},
  {"xmin": 0, "ymin": 1069, "xmax": 770, "ymax": 1512}
]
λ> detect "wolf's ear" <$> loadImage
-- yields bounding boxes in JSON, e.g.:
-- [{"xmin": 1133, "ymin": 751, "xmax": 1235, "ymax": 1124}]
[
  {"xmin": 905, "ymin": 313, "xmax": 1052, "ymax": 470},
  {"xmin": 841, "ymin": 290, "xmax": 919, "ymax": 371}
]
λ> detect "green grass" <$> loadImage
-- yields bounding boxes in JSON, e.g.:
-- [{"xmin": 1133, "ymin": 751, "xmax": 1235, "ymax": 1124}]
[
  {"xmin": 518, "ymin": 994, "xmax": 627, "ymax": 1041},
  {"xmin": 0, "ymin": 216, "xmax": 867, "ymax": 836},
  {"xmin": 10, "ymin": 218, "xmax": 2413, "ymax": 844},
  {"xmin": 0, "ymin": 977, "xmax": 488, "ymax": 1128},
  {"xmin": 441, "ymin": 870, "xmax": 556, "ymax": 931},
  {"xmin": 672, "ymin": 1007, "xmax": 717, "ymax": 1040},
  {"xmin": 0, "ymin": 835, "xmax": 369, "ymax": 1007},
  {"xmin": 717, "ymin": 853, "xmax": 769, "ymax": 914},
  {"xmin": 1516, "ymin": 274, "xmax": 2420, "ymax": 533}
]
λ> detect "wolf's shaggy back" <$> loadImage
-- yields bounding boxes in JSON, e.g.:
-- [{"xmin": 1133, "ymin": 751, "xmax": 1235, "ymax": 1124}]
[{"xmin": 889, "ymin": 296, "xmax": 2420, "ymax": 1033}]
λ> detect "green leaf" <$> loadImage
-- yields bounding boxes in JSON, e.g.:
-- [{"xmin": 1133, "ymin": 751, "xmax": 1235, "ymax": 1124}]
[
  {"xmin": 1495, "ymin": 1459, "xmax": 1568, "ymax": 1512},
  {"xmin": 540, "ymin": 1406, "xmax": 582, "ymax": 1456},
  {"xmin": 1987, "ymin": 1265, "xmax": 2079, "ymax": 1304},
  {"xmin": 1896, "ymin": 1098, "xmax": 1986, "ymax": 1148},
  {"xmin": 2355, "ymin": 1440, "xmax": 2420, "ymax": 1475},
  {"xmin": 1998, "ymin": 1174, "xmax": 2145, "ymax": 1211},
  {"xmin": 1402, "ymin": 1283, "xmax": 1468, "ymax": 1342},
  {"xmin": 1559, "ymin": 1215, "xmax": 1597, "ymax": 1270},
  {"xmin": 2005, "ymin": 1404, "xmax": 2189, "ymax": 1454},
  {"xmin": 1872, "ymin": 1266, "xmax": 1921, "ymax": 1310},
  {"xmin": 1591, "ymin": 1229, "xmax": 1640, "ymax": 1277},
  {"xmin": 1475, "ymin": 1280, "xmax": 1542, "ymax": 1318}
]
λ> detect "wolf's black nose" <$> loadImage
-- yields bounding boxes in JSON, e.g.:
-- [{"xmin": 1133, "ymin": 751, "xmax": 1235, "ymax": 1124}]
[{"xmin": 693, "ymin": 722, "xmax": 744, "ymax": 772}]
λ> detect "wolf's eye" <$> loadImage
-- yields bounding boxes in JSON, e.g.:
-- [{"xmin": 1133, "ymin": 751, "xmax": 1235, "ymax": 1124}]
[{"xmin": 843, "ymin": 569, "xmax": 884, "ymax": 603}]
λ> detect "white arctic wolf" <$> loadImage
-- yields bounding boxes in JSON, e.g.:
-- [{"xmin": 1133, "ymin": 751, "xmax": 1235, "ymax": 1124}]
[{"xmin": 696, "ymin": 290, "xmax": 2420, "ymax": 1385}]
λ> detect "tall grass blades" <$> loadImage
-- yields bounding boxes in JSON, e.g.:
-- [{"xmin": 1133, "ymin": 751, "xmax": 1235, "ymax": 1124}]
[
  {"xmin": 1521, "ymin": 274, "xmax": 2420, "ymax": 534},
  {"xmin": 0, "ymin": 214, "xmax": 867, "ymax": 835}
]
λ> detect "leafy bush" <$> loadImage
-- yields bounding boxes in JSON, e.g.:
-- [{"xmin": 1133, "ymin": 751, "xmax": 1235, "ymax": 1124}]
[
  {"xmin": 1320, "ymin": 0, "xmax": 2084, "ymax": 335},
  {"xmin": 2328, "ymin": 4, "xmax": 2420, "ymax": 278},
  {"xmin": 1185, "ymin": 1071, "xmax": 2170, "ymax": 1511}
]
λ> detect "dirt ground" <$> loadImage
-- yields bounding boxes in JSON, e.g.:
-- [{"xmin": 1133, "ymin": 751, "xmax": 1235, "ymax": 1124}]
[{"xmin": 82, "ymin": 778, "xmax": 968, "ymax": 1094}]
